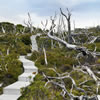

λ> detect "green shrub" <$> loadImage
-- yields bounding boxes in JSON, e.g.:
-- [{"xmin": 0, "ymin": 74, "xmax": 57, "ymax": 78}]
[
  {"xmin": 15, "ymin": 42, "xmax": 31, "ymax": 55},
  {"xmin": 18, "ymin": 74, "xmax": 64, "ymax": 100},
  {"xmin": 20, "ymin": 34, "xmax": 31, "ymax": 45},
  {"xmin": 59, "ymin": 64, "xmax": 72, "ymax": 72},
  {"xmin": 36, "ymin": 36, "xmax": 51, "ymax": 51},
  {"xmin": 84, "ymin": 43, "xmax": 100, "ymax": 52},
  {"xmin": 35, "ymin": 49, "xmax": 78, "ymax": 69},
  {"xmin": 29, "ymin": 51, "xmax": 40, "ymax": 61},
  {"xmin": 0, "ymin": 53, "xmax": 23, "ymax": 87}
]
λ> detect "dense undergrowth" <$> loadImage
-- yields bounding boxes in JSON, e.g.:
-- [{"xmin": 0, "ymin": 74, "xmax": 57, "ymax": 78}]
[
  {"xmin": 19, "ymin": 33, "xmax": 100, "ymax": 100},
  {"xmin": 0, "ymin": 22, "xmax": 100, "ymax": 99},
  {"xmin": 19, "ymin": 50, "xmax": 100, "ymax": 100},
  {"xmin": 0, "ymin": 26, "xmax": 32, "ymax": 94}
]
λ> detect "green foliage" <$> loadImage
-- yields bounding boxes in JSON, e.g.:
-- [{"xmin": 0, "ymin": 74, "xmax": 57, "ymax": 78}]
[
  {"xmin": 20, "ymin": 34, "xmax": 31, "ymax": 45},
  {"xmin": 18, "ymin": 74, "xmax": 64, "ymax": 100},
  {"xmin": 18, "ymin": 74, "xmax": 50, "ymax": 100},
  {"xmin": 0, "ymin": 30, "xmax": 32, "ymax": 94},
  {"xmin": 0, "ymin": 22, "xmax": 15, "ymax": 33},
  {"xmin": 19, "ymin": 48, "xmax": 79, "ymax": 100},
  {"xmin": 35, "ymin": 48, "xmax": 78, "ymax": 70},
  {"xmin": 84, "ymin": 43, "xmax": 100, "ymax": 52},
  {"xmin": 96, "ymin": 59, "xmax": 100, "ymax": 64},
  {"xmin": 35, "ymin": 28, "xmax": 43, "ymax": 33},
  {"xmin": 0, "ymin": 33, "xmax": 31, "ymax": 55},
  {"xmin": 16, "ymin": 24, "xmax": 25, "ymax": 33},
  {"xmin": 39, "ymin": 68, "xmax": 57, "ymax": 77},
  {"xmin": 36, "ymin": 36, "xmax": 51, "ymax": 51},
  {"xmin": 29, "ymin": 51, "xmax": 40, "ymax": 61},
  {"xmin": 15, "ymin": 42, "xmax": 31, "ymax": 55},
  {"xmin": 0, "ymin": 22, "xmax": 99, "ymax": 99},
  {"xmin": 71, "ymin": 70, "xmax": 88, "ymax": 84},
  {"xmin": 0, "ymin": 53, "xmax": 23, "ymax": 89}
]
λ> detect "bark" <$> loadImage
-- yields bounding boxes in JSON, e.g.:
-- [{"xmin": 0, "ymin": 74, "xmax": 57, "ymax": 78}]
[
  {"xmin": 60, "ymin": 8, "xmax": 72, "ymax": 43},
  {"xmin": 43, "ymin": 66, "xmax": 99, "ymax": 100},
  {"xmin": 7, "ymin": 48, "xmax": 9, "ymax": 55},
  {"xmin": 2, "ymin": 26, "xmax": 5, "ymax": 33},
  {"xmin": 41, "ymin": 19, "xmax": 48, "ymax": 31},
  {"xmin": 43, "ymin": 47, "xmax": 48, "ymax": 66},
  {"xmin": 47, "ymin": 29, "xmax": 89, "ymax": 56},
  {"xmin": 24, "ymin": 13, "xmax": 33, "ymax": 33}
]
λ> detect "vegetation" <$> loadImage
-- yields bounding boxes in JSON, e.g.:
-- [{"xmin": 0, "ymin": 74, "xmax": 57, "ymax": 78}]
[
  {"xmin": 19, "ymin": 45, "xmax": 100, "ymax": 100},
  {"xmin": 0, "ymin": 18, "xmax": 100, "ymax": 100},
  {"xmin": 0, "ymin": 23, "xmax": 32, "ymax": 94}
]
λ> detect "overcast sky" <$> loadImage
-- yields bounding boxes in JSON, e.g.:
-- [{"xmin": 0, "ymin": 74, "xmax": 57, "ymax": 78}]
[{"xmin": 0, "ymin": 0, "xmax": 100, "ymax": 28}]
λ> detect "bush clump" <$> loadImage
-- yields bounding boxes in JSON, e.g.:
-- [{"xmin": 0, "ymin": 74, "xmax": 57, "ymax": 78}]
[
  {"xmin": 0, "ymin": 53, "xmax": 23, "ymax": 92},
  {"xmin": 20, "ymin": 34, "xmax": 31, "ymax": 45}
]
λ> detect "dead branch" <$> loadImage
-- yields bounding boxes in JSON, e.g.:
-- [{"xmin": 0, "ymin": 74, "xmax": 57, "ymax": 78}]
[
  {"xmin": 60, "ymin": 8, "xmax": 72, "ymax": 43},
  {"xmin": 41, "ymin": 19, "xmax": 48, "ymax": 31},
  {"xmin": 24, "ymin": 13, "xmax": 33, "ymax": 33},
  {"xmin": 43, "ymin": 47, "xmax": 48, "ymax": 66}
]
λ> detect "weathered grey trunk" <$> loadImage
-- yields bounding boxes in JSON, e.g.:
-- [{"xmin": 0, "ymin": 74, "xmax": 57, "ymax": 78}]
[
  {"xmin": 60, "ymin": 8, "xmax": 73, "ymax": 44},
  {"xmin": 67, "ymin": 18, "xmax": 72, "ymax": 43}
]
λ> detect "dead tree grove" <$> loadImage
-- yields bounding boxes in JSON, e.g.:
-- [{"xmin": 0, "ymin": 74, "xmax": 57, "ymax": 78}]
[{"xmin": 42, "ymin": 8, "xmax": 100, "ymax": 100}]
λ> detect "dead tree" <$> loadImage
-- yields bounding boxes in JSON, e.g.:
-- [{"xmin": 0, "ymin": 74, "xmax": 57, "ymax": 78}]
[
  {"xmin": 43, "ymin": 66, "xmax": 100, "ymax": 100},
  {"xmin": 60, "ymin": 8, "xmax": 73, "ymax": 43},
  {"xmin": 50, "ymin": 14, "xmax": 57, "ymax": 49},
  {"xmin": 24, "ymin": 13, "xmax": 33, "ymax": 34},
  {"xmin": 35, "ymin": 7, "xmax": 100, "ymax": 99},
  {"xmin": 41, "ymin": 19, "xmax": 48, "ymax": 32},
  {"xmin": 44, "ymin": 18, "xmax": 100, "ymax": 99},
  {"xmin": 34, "ymin": 7, "xmax": 100, "ymax": 99},
  {"xmin": 47, "ymin": 21, "xmax": 100, "ymax": 59}
]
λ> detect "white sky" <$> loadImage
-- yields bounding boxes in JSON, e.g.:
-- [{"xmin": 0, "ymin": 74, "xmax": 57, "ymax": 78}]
[{"xmin": 0, "ymin": 0, "xmax": 100, "ymax": 29}]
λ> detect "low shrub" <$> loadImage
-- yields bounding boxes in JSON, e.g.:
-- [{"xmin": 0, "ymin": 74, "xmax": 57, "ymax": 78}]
[
  {"xmin": 0, "ymin": 53, "xmax": 23, "ymax": 88},
  {"xmin": 20, "ymin": 34, "xmax": 31, "ymax": 45},
  {"xmin": 29, "ymin": 51, "xmax": 40, "ymax": 61}
]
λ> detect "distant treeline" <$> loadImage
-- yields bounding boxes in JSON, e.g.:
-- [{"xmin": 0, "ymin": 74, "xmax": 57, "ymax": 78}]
[{"xmin": 0, "ymin": 22, "xmax": 43, "ymax": 34}]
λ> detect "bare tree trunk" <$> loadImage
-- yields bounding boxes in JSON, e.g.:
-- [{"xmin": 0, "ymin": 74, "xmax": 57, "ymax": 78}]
[
  {"xmin": 47, "ymin": 24, "xmax": 100, "ymax": 58},
  {"xmin": 7, "ymin": 48, "xmax": 9, "ymax": 55},
  {"xmin": 51, "ymin": 40, "xmax": 54, "ymax": 49},
  {"xmin": 2, "ymin": 26, "xmax": 5, "ymax": 34},
  {"xmin": 60, "ymin": 8, "xmax": 73, "ymax": 43},
  {"xmin": 43, "ymin": 47, "xmax": 48, "ymax": 66},
  {"xmin": 67, "ymin": 19, "xmax": 72, "ymax": 43},
  {"xmin": 24, "ymin": 13, "xmax": 33, "ymax": 34}
]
